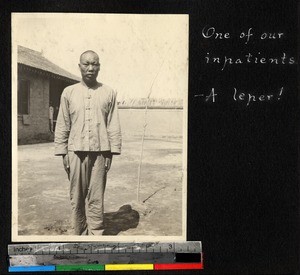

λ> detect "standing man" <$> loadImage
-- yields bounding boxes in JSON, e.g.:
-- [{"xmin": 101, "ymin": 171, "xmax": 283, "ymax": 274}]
[{"xmin": 55, "ymin": 50, "xmax": 122, "ymax": 235}]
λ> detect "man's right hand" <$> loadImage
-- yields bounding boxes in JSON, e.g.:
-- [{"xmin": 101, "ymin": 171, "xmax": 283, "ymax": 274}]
[{"xmin": 62, "ymin": 154, "xmax": 70, "ymax": 178}]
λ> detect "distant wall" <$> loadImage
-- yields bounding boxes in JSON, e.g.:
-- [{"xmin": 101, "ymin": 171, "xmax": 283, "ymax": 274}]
[{"xmin": 119, "ymin": 109, "xmax": 183, "ymax": 137}]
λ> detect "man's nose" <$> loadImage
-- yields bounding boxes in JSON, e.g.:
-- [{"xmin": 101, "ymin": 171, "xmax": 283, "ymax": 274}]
[{"xmin": 87, "ymin": 65, "xmax": 94, "ymax": 71}]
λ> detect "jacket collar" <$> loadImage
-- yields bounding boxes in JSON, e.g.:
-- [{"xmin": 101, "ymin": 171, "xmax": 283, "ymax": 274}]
[{"xmin": 80, "ymin": 80, "xmax": 102, "ymax": 90}]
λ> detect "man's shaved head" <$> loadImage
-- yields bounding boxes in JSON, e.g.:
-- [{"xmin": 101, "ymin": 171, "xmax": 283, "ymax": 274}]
[
  {"xmin": 78, "ymin": 50, "xmax": 100, "ymax": 87},
  {"xmin": 79, "ymin": 50, "xmax": 99, "ymax": 63}
]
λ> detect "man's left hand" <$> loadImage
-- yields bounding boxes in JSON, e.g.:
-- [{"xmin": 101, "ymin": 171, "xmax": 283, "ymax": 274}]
[{"xmin": 104, "ymin": 152, "xmax": 113, "ymax": 172}]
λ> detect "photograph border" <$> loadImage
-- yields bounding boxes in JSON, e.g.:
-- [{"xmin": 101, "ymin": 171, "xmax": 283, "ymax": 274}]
[{"xmin": 11, "ymin": 12, "xmax": 188, "ymax": 242}]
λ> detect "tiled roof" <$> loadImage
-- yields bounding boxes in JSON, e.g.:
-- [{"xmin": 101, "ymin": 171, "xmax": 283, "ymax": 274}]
[{"xmin": 18, "ymin": 45, "xmax": 81, "ymax": 82}]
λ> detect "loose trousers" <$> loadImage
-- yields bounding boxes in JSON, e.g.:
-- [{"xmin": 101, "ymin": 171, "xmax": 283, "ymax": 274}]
[{"xmin": 68, "ymin": 151, "xmax": 107, "ymax": 235}]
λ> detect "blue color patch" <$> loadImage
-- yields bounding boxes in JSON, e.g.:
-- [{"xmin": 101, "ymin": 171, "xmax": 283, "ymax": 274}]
[{"xmin": 9, "ymin": 265, "xmax": 56, "ymax": 272}]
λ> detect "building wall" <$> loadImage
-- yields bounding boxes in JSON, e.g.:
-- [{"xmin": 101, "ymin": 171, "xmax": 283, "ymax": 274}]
[{"xmin": 18, "ymin": 70, "xmax": 50, "ymax": 143}]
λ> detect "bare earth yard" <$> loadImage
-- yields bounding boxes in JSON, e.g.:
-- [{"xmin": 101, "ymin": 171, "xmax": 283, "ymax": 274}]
[{"xmin": 17, "ymin": 136, "xmax": 183, "ymax": 237}]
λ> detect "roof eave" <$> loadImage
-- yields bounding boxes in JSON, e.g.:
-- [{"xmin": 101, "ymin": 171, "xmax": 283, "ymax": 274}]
[{"xmin": 18, "ymin": 63, "xmax": 80, "ymax": 83}]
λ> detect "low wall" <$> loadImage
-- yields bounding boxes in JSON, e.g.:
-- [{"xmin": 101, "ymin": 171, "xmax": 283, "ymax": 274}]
[{"xmin": 119, "ymin": 108, "xmax": 183, "ymax": 137}]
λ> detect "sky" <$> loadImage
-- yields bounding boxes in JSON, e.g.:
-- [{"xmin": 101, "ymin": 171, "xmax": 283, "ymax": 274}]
[{"xmin": 12, "ymin": 13, "xmax": 188, "ymax": 100}]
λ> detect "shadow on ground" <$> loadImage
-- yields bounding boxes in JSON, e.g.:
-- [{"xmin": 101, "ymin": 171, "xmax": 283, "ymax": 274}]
[{"xmin": 103, "ymin": 204, "xmax": 140, "ymax": 235}]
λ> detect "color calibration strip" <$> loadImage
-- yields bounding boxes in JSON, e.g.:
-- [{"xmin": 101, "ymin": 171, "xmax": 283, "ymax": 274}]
[{"xmin": 9, "ymin": 261, "xmax": 203, "ymax": 272}]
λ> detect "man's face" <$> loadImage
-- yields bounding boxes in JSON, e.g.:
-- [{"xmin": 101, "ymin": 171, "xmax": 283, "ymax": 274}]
[{"xmin": 79, "ymin": 52, "xmax": 100, "ymax": 84}]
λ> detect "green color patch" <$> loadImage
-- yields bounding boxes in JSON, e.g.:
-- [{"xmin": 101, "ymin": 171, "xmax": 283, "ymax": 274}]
[{"xmin": 56, "ymin": 264, "xmax": 105, "ymax": 271}]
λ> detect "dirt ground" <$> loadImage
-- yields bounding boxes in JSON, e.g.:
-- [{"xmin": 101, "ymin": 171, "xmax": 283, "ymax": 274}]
[{"xmin": 17, "ymin": 136, "xmax": 183, "ymax": 237}]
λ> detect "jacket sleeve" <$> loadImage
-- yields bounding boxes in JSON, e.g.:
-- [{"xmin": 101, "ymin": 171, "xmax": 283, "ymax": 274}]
[
  {"xmin": 107, "ymin": 91, "xmax": 122, "ymax": 155},
  {"xmin": 54, "ymin": 90, "xmax": 71, "ymax": 155}
]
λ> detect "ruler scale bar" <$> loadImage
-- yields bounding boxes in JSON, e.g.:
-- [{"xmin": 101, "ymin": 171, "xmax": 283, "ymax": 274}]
[
  {"xmin": 8, "ymin": 242, "xmax": 201, "ymax": 255},
  {"xmin": 9, "ymin": 253, "xmax": 177, "ymax": 266}
]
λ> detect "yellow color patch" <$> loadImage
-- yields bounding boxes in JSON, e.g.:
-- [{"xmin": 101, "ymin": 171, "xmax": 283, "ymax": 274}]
[{"xmin": 105, "ymin": 264, "xmax": 154, "ymax": 271}]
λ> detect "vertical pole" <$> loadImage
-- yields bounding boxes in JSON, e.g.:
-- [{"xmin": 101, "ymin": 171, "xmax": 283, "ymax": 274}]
[
  {"xmin": 137, "ymin": 98, "xmax": 150, "ymax": 202},
  {"xmin": 136, "ymin": 41, "xmax": 174, "ymax": 202}
]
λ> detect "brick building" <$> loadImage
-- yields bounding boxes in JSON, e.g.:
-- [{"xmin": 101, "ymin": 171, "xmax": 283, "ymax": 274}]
[{"xmin": 17, "ymin": 45, "xmax": 80, "ymax": 144}]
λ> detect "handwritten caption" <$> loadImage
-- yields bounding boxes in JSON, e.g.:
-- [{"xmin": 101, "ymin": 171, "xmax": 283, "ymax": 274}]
[
  {"xmin": 202, "ymin": 26, "xmax": 296, "ymax": 71},
  {"xmin": 196, "ymin": 26, "xmax": 296, "ymax": 106},
  {"xmin": 195, "ymin": 87, "xmax": 283, "ymax": 107}
]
